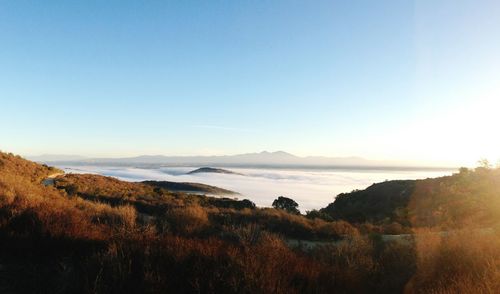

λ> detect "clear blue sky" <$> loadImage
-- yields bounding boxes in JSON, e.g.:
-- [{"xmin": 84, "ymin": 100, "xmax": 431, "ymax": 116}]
[{"xmin": 1, "ymin": 0, "xmax": 499, "ymax": 165}]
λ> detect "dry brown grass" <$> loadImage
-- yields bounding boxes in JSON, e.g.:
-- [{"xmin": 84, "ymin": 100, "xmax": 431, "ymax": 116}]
[
  {"xmin": 0, "ymin": 155, "xmax": 139, "ymax": 240},
  {"xmin": 165, "ymin": 204, "xmax": 209, "ymax": 234},
  {"xmin": 405, "ymin": 229, "xmax": 500, "ymax": 294},
  {"xmin": 1, "ymin": 151, "xmax": 500, "ymax": 293}
]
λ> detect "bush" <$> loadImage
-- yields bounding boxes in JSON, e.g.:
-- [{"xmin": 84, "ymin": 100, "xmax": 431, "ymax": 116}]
[
  {"xmin": 93, "ymin": 204, "xmax": 137, "ymax": 229},
  {"xmin": 306, "ymin": 209, "xmax": 333, "ymax": 221},
  {"xmin": 165, "ymin": 205, "xmax": 209, "ymax": 235}
]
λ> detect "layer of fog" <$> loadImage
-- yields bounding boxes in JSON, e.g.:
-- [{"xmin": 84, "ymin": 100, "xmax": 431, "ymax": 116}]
[{"xmin": 61, "ymin": 166, "xmax": 454, "ymax": 211}]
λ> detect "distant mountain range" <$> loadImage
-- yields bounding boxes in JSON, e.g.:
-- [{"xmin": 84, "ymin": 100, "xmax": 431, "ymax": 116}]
[{"xmin": 27, "ymin": 151, "xmax": 456, "ymax": 170}]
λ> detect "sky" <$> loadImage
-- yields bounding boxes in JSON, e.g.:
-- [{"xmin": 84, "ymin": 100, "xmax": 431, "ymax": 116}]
[{"xmin": 1, "ymin": 0, "xmax": 499, "ymax": 166}]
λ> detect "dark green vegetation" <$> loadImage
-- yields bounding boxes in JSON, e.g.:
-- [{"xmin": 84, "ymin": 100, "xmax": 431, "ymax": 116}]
[
  {"xmin": 322, "ymin": 180, "xmax": 415, "ymax": 225},
  {"xmin": 187, "ymin": 167, "xmax": 243, "ymax": 175},
  {"xmin": 0, "ymin": 151, "xmax": 499, "ymax": 293},
  {"xmin": 321, "ymin": 167, "xmax": 500, "ymax": 233},
  {"xmin": 272, "ymin": 196, "xmax": 300, "ymax": 215}
]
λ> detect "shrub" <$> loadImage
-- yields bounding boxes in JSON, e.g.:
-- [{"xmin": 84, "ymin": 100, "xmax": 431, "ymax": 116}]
[
  {"xmin": 306, "ymin": 209, "xmax": 333, "ymax": 221},
  {"xmin": 92, "ymin": 204, "xmax": 137, "ymax": 229},
  {"xmin": 165, "ymin": 205, "xmax": 209, "ymax": 235}
]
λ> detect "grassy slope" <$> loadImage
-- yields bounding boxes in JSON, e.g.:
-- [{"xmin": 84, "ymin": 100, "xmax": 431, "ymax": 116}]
[{"xmin": 0, "ymin": 152, "xmax": 499, "ymax": 293}]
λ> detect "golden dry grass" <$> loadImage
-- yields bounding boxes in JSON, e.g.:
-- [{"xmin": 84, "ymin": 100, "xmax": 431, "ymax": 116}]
[{"xmin": 1, "ymin": 151, "xmax": 499, "ymax": 293}]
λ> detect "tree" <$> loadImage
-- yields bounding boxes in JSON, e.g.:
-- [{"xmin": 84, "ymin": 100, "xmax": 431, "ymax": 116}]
[
  {"xmin": 272, "ymin": 196, "xmax": 300, "ymax": 214},
  {"xmin": 240, "ymin": 199, "xmax": 256, "ymax": 209}
]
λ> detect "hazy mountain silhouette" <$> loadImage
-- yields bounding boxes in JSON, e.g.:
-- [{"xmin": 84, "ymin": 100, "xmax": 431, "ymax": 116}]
[{"xmin": 26, "ymin": 151, "xmax": 449, "ymax": 169}]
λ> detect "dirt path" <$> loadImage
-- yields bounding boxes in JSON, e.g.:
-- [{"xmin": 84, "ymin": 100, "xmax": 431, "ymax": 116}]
[{"xmin": 42, "ymin": 172, "xmax": 64, "ymax": 186}]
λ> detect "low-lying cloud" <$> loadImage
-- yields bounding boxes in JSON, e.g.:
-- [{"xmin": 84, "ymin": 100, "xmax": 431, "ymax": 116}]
[{"xmin": 61, "ymin": 166, "xmax": 453, "ymax": 211}]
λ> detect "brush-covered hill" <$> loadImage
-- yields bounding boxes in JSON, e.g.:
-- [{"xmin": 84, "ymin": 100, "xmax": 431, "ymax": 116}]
[
  {"xmin": 0, "ymin": 151, "xmax": 62, "ymax": 181},
  {"xmin": 1, "ymin": 151, "xmax": 499, "ymax": 293},
  {"xmin": 142, "ymin": 179, "xmax": 238, "ymax": 195},
  {"xmin": 187, "ymin": 167, "xmax": 243, "ymax": 176},
  {"xmin": 53, "ymin": 174, "xmax": 244, "ymax": 215},
  {"xmin": 0, "ymin": 152, "xmax": 363, "ymax": 293},
  {"xmin": 51, "ymin": 172, "xmax": 352, "ymax": 239},
  {"xmin": 321, "ymin": 167, "xmax": 500, "ymax": 230}
]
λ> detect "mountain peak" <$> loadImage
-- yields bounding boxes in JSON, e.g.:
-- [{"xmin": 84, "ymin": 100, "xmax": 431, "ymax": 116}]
[{"xmin": 259, "ymin": 151, "xmax": 294, "ymax": 156}]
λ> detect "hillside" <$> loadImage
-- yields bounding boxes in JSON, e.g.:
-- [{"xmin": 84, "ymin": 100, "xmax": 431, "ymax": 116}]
[
  {"xmin": 321, "ymin": 167, "xmax": 500, "ymax": 230},
  {"xmin": 321, "ymin": 180, "xmax": 416, "ymax": 225},
  {"xmin": 187, "ymin": 167, "xmax": 243, "ymax": 176},
  {"xmin": 0, "ymin": 151, "xmax": 499, "ymax": 293},
  {"xmin": 143, "ymin": 180, "xmax": 238, "ymax": 195},
  {"xmin": 0, "ymin": 151, "xmax": 62, "ymax": 181}
]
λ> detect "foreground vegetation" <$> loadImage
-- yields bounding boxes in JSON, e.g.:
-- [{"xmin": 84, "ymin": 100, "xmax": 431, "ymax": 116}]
[{"xmin": 0, "ymin": 151, "xmax": 499, "ymax": 293}]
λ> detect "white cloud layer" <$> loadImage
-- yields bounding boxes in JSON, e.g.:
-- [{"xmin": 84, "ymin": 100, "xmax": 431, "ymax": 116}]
[{"xmin": 61, "ymin": 166, "xmax": 453, "ymax": 211}]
